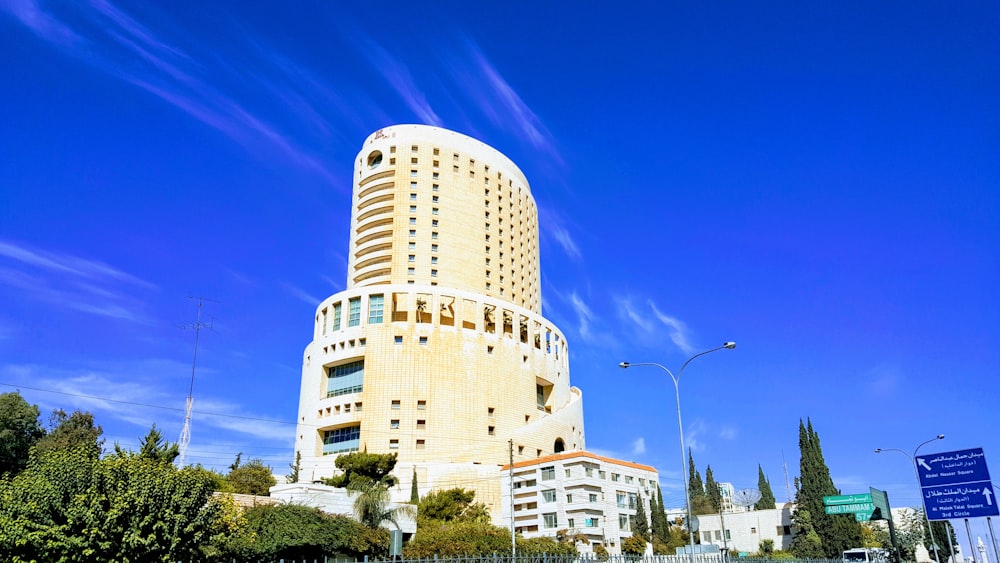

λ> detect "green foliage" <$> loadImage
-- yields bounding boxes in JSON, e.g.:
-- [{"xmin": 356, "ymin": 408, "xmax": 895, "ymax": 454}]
[
  {"xmin": 189, "ymin": 464, "xmax": 231, "ymax": 492},
  {"xmin": 687, "ymin": 450, "xmax": 715, "ymax": 515},
  {"xmin": 35, "ymin": 409, "xmax": 104, "ymax": 458},
  {"xmin": 768, "ymin": 549, "xmax": 798, "ymax": 559},
  {"xmin": 756, "ymin": 464, "xmax": 777, "ymax": 510},
  {"xmin": 350, "ymin": 477, "xmax": 411, "ymax": 530},
  {"xmin": 410, "ymin": 466, "xmax": 419, "ymax": 503},
  {"xmin": 0, "ymin": 443, "xmax": 219, "ymax": 562},
  {"xmin": 417, "ymin": 487, "xmax": 490, "ymax": 525},
  {"xmin": 650, "ymin": 484, "xmax": 668, "ymax": 543},
  {"xmin": 705, "ymin": 465, "xmax": 722, "ymax": 513},
  {"xmin": 404, "ymin": 519, "xmax": 510, "ymax": 557},
  {"xmin": 227, "ymin": 458, "xmax": 277, "ymax": 495},
  {"xmin": 519, "ymin": 535, "xmax": 577, "ymax": 556},
  {"xmin": 789, "ymin": 508, "xmax": 824, "ymax": 558},
  {"xmin": 633, "ymin": 494, "xmax": 650, "ymax": 539},
  {"xmin": 924, "ymin": 517, "xmax": 956, "ymax": 561},
  {"xmin": 792, "ymin": 418, "xmax": 863, "ymax": 557},
  {"xmin": 325, "ymin": 451, "xmax": 399, "ymax": 488},
  {"xmin": 216, "ymin": 502, "xmax": 387, "ymax": 561},
  {"xmin": 622, "ymin": 534, "xmax": 648, "ymax": 556},
  {"xmin": 287, "ymin": 450, "xmax": 301, "ymax": 484},
  {"xmin": 0, "ymin": 391, "xmax": 44, "ymax": 476},
  {"xmin": 758, "ymin": 538, "xmax": 775, "ymax": 556},
  {"xmin": 135, "ymin": 423, "xmax": 180, "ymax": 463},
  {"xmin": 594, "ymin": 543, "xmax": 609, "ymax": 560}
]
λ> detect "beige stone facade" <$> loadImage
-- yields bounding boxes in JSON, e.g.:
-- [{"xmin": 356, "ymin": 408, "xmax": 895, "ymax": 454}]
[{"xmin": 295, "ymin": 125, "xmax": 585, "ymax": 506}]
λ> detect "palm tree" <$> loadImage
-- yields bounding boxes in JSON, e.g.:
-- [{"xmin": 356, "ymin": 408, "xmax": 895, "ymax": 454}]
[
  {"xmin": 416, "ymin": 298, "xmax": 427, "ymax": 323},
  {"xmin": 349, "ymin": 477, "xmax": 413, "ymax": 530}
]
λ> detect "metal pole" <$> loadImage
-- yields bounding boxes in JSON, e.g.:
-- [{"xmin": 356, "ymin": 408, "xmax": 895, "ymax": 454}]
[
  {"xmin": 987, "ymin": 516, "xmax": 999, "ymax": 563},
  {"xmin": 965, "ymin": 519, "xmax": 976, "ymax": 563},
  {"xmin": 876, "ymin": 436, "xmax": 944, "ymax": 563}
]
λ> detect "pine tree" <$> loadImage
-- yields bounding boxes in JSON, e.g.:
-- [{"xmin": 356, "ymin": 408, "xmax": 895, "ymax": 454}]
[
  {"xmin": 410, "ymin": 466, "xmax": 419, "ymax": 504},
  {"xmin": 705, "ymin": 466, "xmax": 722, "ymax": 513},
  {"xmin": 634, "ymin": 494, "xmax": 650, "ymax": 539},
  {"xmin": 792, "ymin": 418, "xmax": 862, "ymax": 558},
  {"xmin": 756, "ymin": 464, "xmax": 777, "ymax": 510}
]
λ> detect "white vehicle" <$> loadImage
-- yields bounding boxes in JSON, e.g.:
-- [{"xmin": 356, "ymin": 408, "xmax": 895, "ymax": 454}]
[{"xmin": 843, "ymin": 548, "xmax": 890, "ymax": 563}]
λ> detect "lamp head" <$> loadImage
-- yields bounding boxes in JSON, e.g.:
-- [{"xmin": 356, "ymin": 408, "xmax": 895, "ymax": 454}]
[
  {"xmin": 874, "ymin": 448, "xmax": 883, "ymax": 453},
  {"xmin": 723, "ymin": 341, "xmax": 736, "ymax": 349},
  {"xmin": 937, "ymin": 434, "xmax": 945, "ymax": 440},
  {"xmin": 619, "ymin": 362, "xmax": 630, "ymax": 369}
]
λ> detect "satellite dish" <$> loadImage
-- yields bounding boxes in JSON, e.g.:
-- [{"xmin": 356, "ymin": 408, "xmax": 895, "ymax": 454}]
[{"xmin": 733, "ymin": 488, "xmax": 762, "ymax": 508}]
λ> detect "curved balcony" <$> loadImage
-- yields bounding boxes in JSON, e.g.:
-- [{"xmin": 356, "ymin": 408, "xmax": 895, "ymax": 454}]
[
  {"xmin": 355, "ymin": 227, "xmax": 392, "ymax": 248},
  {"xmin": 354, "ymin": 240, "xmax": 392, "ymax": 260},
  {"xmin": 352, "ymin": 267, "xmax": 391, "ymax": 286},
  {"xmin": 356, "ymin": 202, "xmax": 393, "ymax": 224},
  {"xmin": 357, "ymin": 191, "xmax": 394, "ymax": 213},
  {"xmin": 355, "ymin": 216, "xmax": 393, "ymax": 237},
  {"xmin": 354, "ymin": 254, "xmax": 391, "ymax": 272},
  {"xmin": 358, "ymin": 169, "xmax": 395, "ymax": 188}
]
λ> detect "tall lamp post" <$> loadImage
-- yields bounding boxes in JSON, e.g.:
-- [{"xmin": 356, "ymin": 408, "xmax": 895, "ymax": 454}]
[
  {"xmin": 875, "ymin": 434, "xmax": 946, "ymax": 563},
  {"xmin": 621, "ymin": 341, "xmax": 736, "ymax": 563}
]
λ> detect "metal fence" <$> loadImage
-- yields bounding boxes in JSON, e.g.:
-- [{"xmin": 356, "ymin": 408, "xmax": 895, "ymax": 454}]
[{"xmin": 217, "ymin": 554, "xmax": 842, "ymax": 563}]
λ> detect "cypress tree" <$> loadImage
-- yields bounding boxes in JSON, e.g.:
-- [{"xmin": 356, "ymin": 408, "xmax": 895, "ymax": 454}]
[
  {"xmin": 410, "ymin": 466, "xmax": 419, "ymax": 503},
  {"xmin": 792, "ymin": 418, "xmax": 862, "ymax": 558},
  {"xmin": 634, "ymin": 494, "xmax": 650, "ymax": 539},
  {"xmin": 653, "ymin": 485, "xmax": 670, "ymax": 543},
  {"xmin": 687, "ymin": 450, "xmax": 707, "ymax": 512},
  {"xmin": 756, "ymin": 464, "xmax": 776, "ymax": 510},
  {"xmin": 705, "ymin": 466, "xmax": 722, "ymax": 513}
]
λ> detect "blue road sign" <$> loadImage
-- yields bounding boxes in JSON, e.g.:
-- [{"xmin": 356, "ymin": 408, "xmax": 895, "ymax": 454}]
[
  {"xmin": 916, "ymin": 448, "xmax": 991, "ymax": 487},
  {"xmin": 921, "ymin": 481, "xmax": 999, "ymax": 519},
  {"xmin": 917, "ymin": 447, "xmax": 997, "ymax": 521}
]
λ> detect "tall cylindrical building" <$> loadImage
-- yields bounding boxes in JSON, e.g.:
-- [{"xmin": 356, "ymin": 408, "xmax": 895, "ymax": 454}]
[{"xmin": 296, "ymin": 125, "xmax": 584, "ymax": 506}]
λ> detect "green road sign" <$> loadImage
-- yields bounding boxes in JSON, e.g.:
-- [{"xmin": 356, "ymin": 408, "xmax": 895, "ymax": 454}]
[
  {"xmin": 823, "ymin": 493, "xmax": 873, "ymax": 506},
  {"xmin": 825, "ymin": 502, "xmax": 875, "ymax": 515}
]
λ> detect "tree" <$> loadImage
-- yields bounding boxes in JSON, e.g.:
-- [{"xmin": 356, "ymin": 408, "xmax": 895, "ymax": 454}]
[
  {"xmin": 227, "ymin": 458, "xmax": 277, "ymax": 495},
  {"xmin": 0, "ymin": 391, "xmax": 44, "ymax": 476},
  {"xmin": 417, "ymin": 487, "xmax": 490, "ymax": 524},
  {"xmin": 788, "ymin": 508, "xmax": 824, "ymax": 558},
  {"xmin": 633, "ymin": 494, "xmax": 650, "ymax": 539},
  {"xmin": 705, "ymin": 465, "xmax": 722, "ymax": 513},
  {"xmin": 410, "ymin": 466, "xmax": 419, "ymax": 503},
  {"xmin": 924, "ymin": 518, "xmax": 956, "ymax": 561},
  {"xmin": 135, "ymin": 423, "xmax": 179, "ymax": 463},
  {"xmin": 756, "ymin": 464, "xmax": 777, "ymax": 510},
  {"xmin": 287, "ymin": 450, "xmax": 301, "ymax": 484},
  {"xmin": 325, "ymin": 451, "xmax": 399, "ymax": 488},
  {"xmin": 758, "ymin": 538, "xmax": 776, "ymax": 556},
  {"xmin": 792, "ymin": 418, "xmax": 862, "ymax": 558},
  {"xmin": 34, "ymin": 409, "xmax": 104, "ymax": 458},
  {"xmin": 404, "ymin": 519, "xmax": 510, "ymax": 557},
  {"xmin": 622, "ymin": 533, "xmax": 647, "ymax": 556},
  {"xmin": 651, "ymin": 484, "xmax": 669, "ymax": 543},
  {"xmin": 687, "ymin": 450, "xmax": 713, "ymax": 515}
]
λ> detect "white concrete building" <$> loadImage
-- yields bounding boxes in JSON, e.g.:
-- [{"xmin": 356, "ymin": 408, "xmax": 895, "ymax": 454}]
[
  {"xmin": 500, "ymin": 451, "xmax": 659, "ymax": 555},
  {"xmin": 694, "ymin": 502, "xmax": 795, "ymax": 554}
]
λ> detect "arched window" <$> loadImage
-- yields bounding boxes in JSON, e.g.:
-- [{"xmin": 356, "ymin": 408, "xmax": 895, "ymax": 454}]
[{"xmin": 554, "ymin": 438, "xmax": 565, "ymax": 453}]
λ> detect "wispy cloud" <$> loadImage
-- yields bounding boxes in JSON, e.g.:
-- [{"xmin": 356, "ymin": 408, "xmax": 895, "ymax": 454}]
[
  {"xmin": 355, "ymin": 32, "xmax": 441, "ymax": 126},
  {"xmin": 632, "ymin": 437, "xmax": 647, "ymax": 455},
  {"xmin": 281, "ymin": 282, "xmax": 321, "ymax": 307},
  {"xmin": 0, "ymin": 239, "xmax": 155, "ymax": 322},
  {"xmin": 685, "ymin": 419, "xmax": 708, "ymax": 453},
  {"xmin": 647, "ymin": 301, "xmax": 695, "ymax": 355},
  {"xmin": 0, "ymin": 0, "xmax": 339, "ymax": 185},
  {"xmin": 719, "ymin": 426, "xmax": 738, "ymax": 440},
  {"xmin": 568, "ymin": 291, "xmax": 596, "ymax": 342}
]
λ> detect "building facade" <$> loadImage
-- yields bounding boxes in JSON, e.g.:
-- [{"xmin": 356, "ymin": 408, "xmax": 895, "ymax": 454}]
[
  {"xmin": 500, "ymin": 452, "xmax": 659, "ymax": 555},
  {"xmin": 694, "ymin": 502, "xmax": 795, "ymax": 554},
  {"xmin": 294, "ymin": 125, "xmax": 586, "ymax": 505}
]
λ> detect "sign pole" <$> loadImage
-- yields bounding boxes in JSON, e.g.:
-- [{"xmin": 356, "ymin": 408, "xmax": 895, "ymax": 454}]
[
  {"xmin": 987, "ymin": 516, "xmax": 999, "ymax": 563},
  {"xmin": 965, "ymin": 519, "xmax": 976, "ymax": 563}
]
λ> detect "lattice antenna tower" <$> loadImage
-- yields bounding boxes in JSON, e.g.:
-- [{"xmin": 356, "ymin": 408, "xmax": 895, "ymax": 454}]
[
  {"xmin": 177, "ymin": 296, "xmax": 217, "ymax": 468},
  {"xmin": 782, "ymin": 449, "xmax": 793, "ymax": 503}
]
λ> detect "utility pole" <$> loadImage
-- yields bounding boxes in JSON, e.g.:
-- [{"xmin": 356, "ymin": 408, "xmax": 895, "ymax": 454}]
[{"xmin": 177, "ymin": 296, "xmax": 216, "ymax": 468}]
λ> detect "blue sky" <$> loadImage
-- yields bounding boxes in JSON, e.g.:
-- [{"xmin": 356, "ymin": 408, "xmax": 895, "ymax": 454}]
[{"xmin": 1, "ymin": 0, "xmax": 998, "ymax": 544}]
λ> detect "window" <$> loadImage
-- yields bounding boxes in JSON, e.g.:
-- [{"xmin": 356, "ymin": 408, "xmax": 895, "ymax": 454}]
[
  {"xmin": 408, "ymin": 242, "xmax": 416, "ymax": 250},
  {"xmin": 488, "ymin": 426, "xmax": 495, "ymax": 435},
  {"xmin": 565, "ymin": 468, "xmax": 571, "ymax": 477},
  {"xmin": 611, "ymin": 473, "xmax": 621, "ymax": 482},
  {"xmin": 616, "ymin": 492, "xmax": 627, "ymax": 508},
  {"xmin": 628, "ymin": 492, "xmax": 638, "ymax": 509},
  {"xmin": 407, "ymin": 267, "xmax": 415, "ymax": 275},
  {"xmin": 409, "ymin": 205, "xmax": 417, "ymax": 213},
  {"xmin": 585, "ymin": 467, "xmax": 594, "ymax": 477},
  {"xmin": 391, "ymin": 400, "xmax": 401, "ymax": 409},
  {"xmin": 417, "ymin": 400, "xmax": 426, "ymax": 410},
  {"xmin": 585, "ymin": 517, "xmax": 599, "ymax": 528},
  {"xmin": 431, "ymin": 269, "xmax": 438, "ymax": 277},
  {"xmin": 409, "ymin": 217, "xmax": 416, "ymax": 225},
  {"xmin": 409, "ymin": 229, "xmax": 416, "ymax": 237},
  {"xmin": 432, "ymin": 183, "xmax": 439, "ymax": 191},
  {"xmin": 567, "ymin": 518, "xmax": 575, "ymax": 529},
  {"xmin": 327, "ymin": 360, "xmax": 364, "ymax": 397},
  {"xmin": 394, "ymin": 335, "xmax": 403, "ymax": 344},
  {"xmin": 589, "ymin": 493, "xmax": 598, "ymax": 503},
  {"xmin": 410, "ymin": 170, "xmax": 417, "ymax": 177},
  {"xmin": 725, "ymin": 530, "xmax": 731, "ymax": 540},
  {"xmin": 332, "ymin": 303, "xmax": 342, "ymax": 331},
  {"xmin": 416, "ymin": 419, "xmax": 425, "ymax": 429},
  {"xmin": 751, "ymin": 527, "xmax": 757, "ymax": 534},
  {"xmin": 419, "ymin": 336, "xmax": 428, "ymax": 345},
  {"xmin": 540, "ymin": 466, "xmax": 555, "ymax": 480},
  {"xmin": 416, "ymin": 439, "xmax": 425, "ymax": 449},
  {"xmin": 410, "ymin": 193, "xmax": 417, "ymax": 201},
  {"xmin": 599, "ymin": 470, "xmax": 606, "ymax": 479},
  {"xmin": 432, "ymin": 219, "xmax": 439, "ymax": 227},
  {"xmin": 431, "ymin": 244, "xmax": 438, "ymax": 252},
  {"xmin": 488, "ymin": 407, "xmax": 495, "ymax": 417},
  {"xmin": 543, "ymin": 513, "xmax": 557, "ymax": 529},
  {"xmin": 432, "ymin": 195, "xmax": 439, "ymax": 203},
  {"xmin": 408, "ymin": 255, "xmax": 416, "ymax": 262},
  {"xmin": 390, "ymin": 419, "xmax": 400, "ymax": 429},
  {"xmin": 431, "ymin": 256, "xmax": 438, "ymax": 264},
  {"xmin": 714, "ymin": 531, "xmax": 721, "ymax": 541},
  {"xmin": 542, "ymin": 489, "xmax": 556, "ymax": 502},
  {"xmin": 389, "ymin": 439, "xmax": 399, "ymax": 449},
  {"xmin": 619, "ymin": 514, "xmax": 630, "ymax": 530},
  {"xmin": 567, "ymin": 494, "xmax": 573, "ymax": 503},
  {"xmin": 323, "ymin": 425, "xmax": 360, "ymax": 454},
  {"xmin": 625, "ymin": 476, "xmax": 634, "ymax": 484},
  {"xmin": 355, "ymin": 402, "xmax": 362, "ymax": 412},
  {"xmin": 368, "ymin": 294, "xmax": 384, "ymax": 324},
  {"xmin": 431, "ymin": 231, "xmax": 438, "ymax": 239}
]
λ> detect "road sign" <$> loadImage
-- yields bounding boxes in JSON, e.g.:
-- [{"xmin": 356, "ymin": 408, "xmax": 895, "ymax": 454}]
[
  {"xmin": 922, "ymin": 481, "xmax": 999, "ymax": 520},
  {"xmin": 824, "ymin": 493, "xmax": 872, "ymax": 506},
  {"xmin": 916, "ymin": 448, "xmax": 991, "ymax": 487},
  {"xmin": 825, "ymin": 502, "xmax": 875, "ymax": 515},
  {"xmin": 917, "ymin": 447, "xmax": 997, "ymax": 521}
]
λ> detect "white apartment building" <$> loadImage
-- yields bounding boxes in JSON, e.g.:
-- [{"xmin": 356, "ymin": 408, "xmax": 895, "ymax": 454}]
[
  {"xmin": 694, "ymin": 502, "xmax": 795, "ymax": 554},
  {"xmin": 500, "ymin": 451, "xmax": 659, "ymax": 555}
]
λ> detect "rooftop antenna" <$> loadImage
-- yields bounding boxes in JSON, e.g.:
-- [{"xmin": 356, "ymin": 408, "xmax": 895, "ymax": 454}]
[
  {"xmin": 782, "ymin": 449, "xmax": 793, "ymax": 503},
  {"xmin": 177, "ymin": 296, "xmax": 217, "ymax": 468}
]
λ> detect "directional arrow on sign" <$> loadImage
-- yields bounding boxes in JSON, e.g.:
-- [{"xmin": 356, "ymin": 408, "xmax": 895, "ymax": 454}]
[
  {"xmin": 985, "ymin": 487, "xmax": 994, "ymax": 506},
  {"xmin": 918, "ymin": 458, "xmax": 933, "ymax": 471}
]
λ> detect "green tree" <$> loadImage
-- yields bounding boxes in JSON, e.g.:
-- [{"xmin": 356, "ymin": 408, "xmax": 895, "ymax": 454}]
[
  {"xmin": 687, "ymin": 450, "xmax": 714, "ymax": 515},
  {"xmin": 287, "ymin": 450, "xmax": 301, "ymax": 484},
  {"xmin": 410, "ymin": 466, "xmax": 419, "ymax": 503},
  {"xmin": 417, "ymin": 487, "xmax": 490, "ymax": 524},
  {"xmin": 788, "ymin": 508, "xmax": 824, "ymax": 558},
  {"xmin": 0, "ymin": 391, "xmax": 44, "ymax": 476},
  {"xmin": 135, "ymin": 423, "xmax": 180, "ymax": 463},
  {"xmin": 651, "ymin": 484, "xmax": 669, "ymax": 543},
  {"xmin": 227, "ymin": 458, "xmax": 277, "ymax": 495},
  {"xmin": 758, "ymin": 538, "xmax": 775, "ymax": 556},
  {"xmin": 35, "ymin": 409, "xmax": 104, "ymax": 457},
  {"xmin": 404, "ymin": 519, "xmax": 510, "ymax": 557},
  {"xmin": 756, "ymin": 464, "xmax": 777, "ymax": 510},
  {"xmin": 633, "ymin": 494, "xmax": 650, "ymax": 539},
  {"xmin": 622, "ymin": 533, "xmax": 647, "ymax": 556},
  {"xmin": 705, "ymin": 465, "xmax": 722, "ymax": 513},
  {"xmin": 792, "ymin": 419, "xmax": 862, "ymax": 558},
  {"xmin": 350, "ymin": 477, "xmax": 412, "ymax": 530},
  {"xmin": 924, "ymin": 518, "xmax": 956, "ymax": 561},
  {"xmin": 325, "ymin": 451, "xmax": 399, "ymax": 488}
]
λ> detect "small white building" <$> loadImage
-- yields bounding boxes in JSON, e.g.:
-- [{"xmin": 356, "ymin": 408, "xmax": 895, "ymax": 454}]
[
  {"xmin": 270, "ymin": 482, "xmax": 417, "ymax": 537},
  {"xmin": 694, "ymin": 502, "xmax": 795, "ymax": 554},
  {"xmin": 500, "ymin": 451, "xmax": 659, "ymax": 555}
]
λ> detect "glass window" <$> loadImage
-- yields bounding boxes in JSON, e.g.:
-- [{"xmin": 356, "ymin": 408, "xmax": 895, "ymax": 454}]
[
  {"xmin": 567, "ymin": 494, "xmax": 573, "ymax": 503},
  {"xmin": 389, "ymin": 439, "xmax": 399, "ymax": 449},
  {"xmin": 322, "ymin": 425, "xmax": 360, "ymax": 454},
  {"xmin": 348, "ymin": 298, "xmax": 361, "ymax": 327},
  {"xmin": 567, "ymin": 518, "xmax": 575, "ymax": 528},
  {"xmin": 391, "ymin": 400, "xmax": 401, "ymax": 409},
  {"xmin": 390, "ymin": 419, "xmax": 400, "ymax": 429},
  {"xmin": 543, "ymin": 513, "xmax": 557, "ymax": 529},
  {"xmin": 417, "ymin": 400, "xmax": 426, "ymax": 409},
  {"xmin": 542, "ymin": 489, "xmax": 556, "ymax": 502},
  {"xmin": 625, "ymin": 476, "xmax": 634, "ymax": 484},
  {"xmin": 368, "ymin": 294, "xmax": 384, "ymax": 324},
  {"xmin": 327, "ymin": 360, "xmax": 364, "ymax": 397},
  {"xmin": 619, "ymin": 514, "xmax": 630, "ymax": 530},
  {"xmin": 589, "ymin": 493, "xmax": 598, "ymax": 503},
  {"xmin": 332, "ymin": 303, "xmax": 342, "ymax": 331},
  {"xmin": 408, "ymin": 255, "xmax": 416, "ymax": 262},
  {"xmin": 616, "ymin": 492, "xmax": 627, "ymax": 508},
  {"xmin": 540, "ymin": 466, "xmax": 555, "ymax": 480}
]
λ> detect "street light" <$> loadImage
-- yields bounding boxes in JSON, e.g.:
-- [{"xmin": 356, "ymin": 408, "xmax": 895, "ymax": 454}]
[
  {"xmin": 621, "ymin": 341, "xmax": 737, "ymax": 563},
  {"xmin": 875, "ymin": 434, "xmax": 946, "ymax": 563}
]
